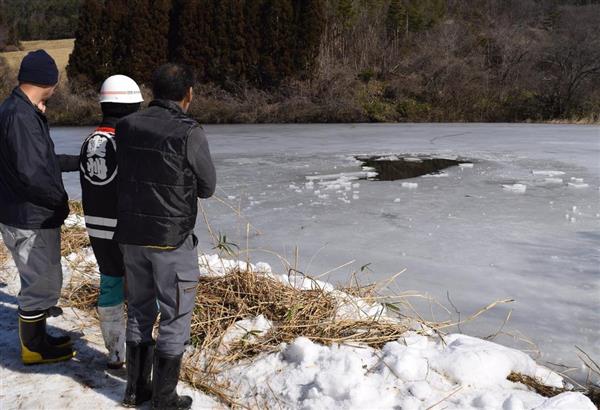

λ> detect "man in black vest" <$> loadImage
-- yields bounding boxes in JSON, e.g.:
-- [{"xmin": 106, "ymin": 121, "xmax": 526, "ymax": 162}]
[{"xmin": 114, "ymin": 64, "xmax": 216, "ymax": 410}]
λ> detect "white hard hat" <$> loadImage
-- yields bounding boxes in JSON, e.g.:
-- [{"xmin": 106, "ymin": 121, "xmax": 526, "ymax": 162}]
[{"xmin": 99, "ymin": 74, "xmax": 144, "ymax": 104}]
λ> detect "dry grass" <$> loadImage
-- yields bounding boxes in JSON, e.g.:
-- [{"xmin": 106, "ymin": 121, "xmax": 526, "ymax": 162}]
[
  {"xmin": 507, "ymin": 372, "xmax": 600, "ymax": 408},
  {"xmin": 0, "ymin": 39, "xmax": 74, "ymax": 72},
  {"xmin": 190, "ymin": 268, "xmax": 411, "ymax": 365},
  {"xmin": 61, "ymin": 200, "xmax": 89, "ymax": 257},
  {"xmin": 507, "ymin": 372, "xmax": 567, "ymax": 397},
  {"xmin": 63, "ymin": 264, "xmax": 413, "ymax": 355},
  {"xmin": 0, "ymin": 241, "xmax": 9, "ymax": 271}
]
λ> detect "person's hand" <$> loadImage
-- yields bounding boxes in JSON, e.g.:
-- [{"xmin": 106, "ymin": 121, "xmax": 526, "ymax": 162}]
[{"xmin": 36, "ymin": 100, "xmax": 47, "ymax": 113}]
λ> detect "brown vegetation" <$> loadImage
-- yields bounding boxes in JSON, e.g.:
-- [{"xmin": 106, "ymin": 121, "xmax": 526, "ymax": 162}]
[
  {"xmin": 60, "ymin": 200, "xmax": 90, "ymax": 257},
  {"xmin": 0, "ymin": 241, "xmax": 9, "ymax": 271}
]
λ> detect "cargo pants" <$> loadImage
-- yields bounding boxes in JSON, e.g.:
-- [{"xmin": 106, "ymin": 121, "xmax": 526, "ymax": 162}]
[
  {"xmin": 120, "ymin": 234, "xmax": 200, "ymax": 357},
  {"xmin": 0, "ymin": 223, "xmax": 63, "ymax": 312}
]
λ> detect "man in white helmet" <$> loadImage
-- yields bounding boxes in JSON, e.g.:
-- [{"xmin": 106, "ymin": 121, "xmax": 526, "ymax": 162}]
[{"xmin": 79, "ymin": 75, "xmax": 143, "ymax": 369}]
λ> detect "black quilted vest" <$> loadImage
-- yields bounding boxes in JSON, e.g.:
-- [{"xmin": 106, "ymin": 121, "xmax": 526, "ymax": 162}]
[{"xmin": 113, "ymin": 100, "xmax": 198, "ymax": 247}]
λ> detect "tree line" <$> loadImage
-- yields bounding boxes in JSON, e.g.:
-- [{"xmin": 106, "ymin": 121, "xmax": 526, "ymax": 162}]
[
  {"xmin": 67, "ymin": 0, "xmax": 325, "ymax": 89},
  {"xmin": 0, "ymin": 0, "xmax": 81, "ymax": 45},
  {"xmin": 2, "ymin": 0, "xmax": 598, "ymax": 123}
]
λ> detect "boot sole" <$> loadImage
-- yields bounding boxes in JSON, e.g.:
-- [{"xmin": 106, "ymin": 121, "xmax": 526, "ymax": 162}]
[
  {"xmin": 22, "ymin": 350, "xmax": 76, "ymax": 365},
  {"xmin": 107, "ymin": 361, "xmax": 124, "ymax": 370},
  {"xmin": 49, "ymin": 341, "xmax": 73, "ymax": 348},
  {"xmin": 122, "ymin": 397, "xmax": 151, "ymax": 408}
]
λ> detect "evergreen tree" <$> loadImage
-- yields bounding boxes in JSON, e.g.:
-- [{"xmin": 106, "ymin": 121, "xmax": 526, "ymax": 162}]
[
  {"xmin": 68, "ymin": 0, "xmax": 326, "ymax": 90},
  {"xmin": 243, "ymin": 0, "xmax": 263, "ymax": 84},
  {"xmin": 336, "ymin": 0, "xmax": 355, "ymax": 29},
  {"xmin": 403, "ymin": 0, "xmax": 445, "ymax": 34},
  {"xmin": 67, "ymin": 0, "xmax": 106, "ymax": 89},
  {"xmin": 386, "ymin": 0, "xmax": 404, "ymax": 37},
  {"xmin": 105, "ymin": 0, "xmax": 129, "ymax": 75},
  {"xmin": 172, "ymin": 0, "xmax": 211, "ymax": 80},
  {"xmin": 223, "ymin": 0, "xmax": 247, "ymax": 85},
  {"xmin": 126, "ymin": 0, "xmax": 171, "ymax": 83},
  {"xmin": 258, "ymin": 0, "xmax": 295, "ymax": 87},
  {"xmin": 0, "ymin": 6, "xmax": 7, "ymax": 50},
  {"xmin": 293, "ymin": 0, "xmax": 325, "ymax": 77},
  {"xmin": 206, "ymin": 0, "xmax": 228, "ymax": 83}
]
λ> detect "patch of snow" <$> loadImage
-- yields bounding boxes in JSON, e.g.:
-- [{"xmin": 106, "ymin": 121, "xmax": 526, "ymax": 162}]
[
  {"xmin": 64, "ymin": 214, "xmax": 85, "ymax": 229},
  {"xmin": 422, "ymin": 172, "xmax": 449, "ymax": 178},
  {"xmin": 567, "ymin": 182, "xmax": 589, "ymax": 189},
  {"xmin": 402, "ymin": 182, "xmax": 419, "ymax": 189},
  {"xmin": 403, "ymin": 157, "xmax": 423, "ymax": 163},
  {"xmin": 502, "ymin": 184, "xmax": 527, "ymax": 193},
  {"xmin": 532, "ymin": 170, "xmax": 566, "ymax": 177},
  {"xmin": 219, "ymin": 315, "xmax": 272, "ymax": 354}
]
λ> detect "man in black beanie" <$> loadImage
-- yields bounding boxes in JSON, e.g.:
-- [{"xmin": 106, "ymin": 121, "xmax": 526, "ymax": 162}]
[{"xmin": 0, "ymin": 49, "xmax": 79, "ymax": 364}]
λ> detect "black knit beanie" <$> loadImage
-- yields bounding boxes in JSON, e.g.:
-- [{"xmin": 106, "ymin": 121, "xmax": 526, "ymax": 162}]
[{"xmin": 18, "ymin": 50, "xmax": 59, "ymax": 86}]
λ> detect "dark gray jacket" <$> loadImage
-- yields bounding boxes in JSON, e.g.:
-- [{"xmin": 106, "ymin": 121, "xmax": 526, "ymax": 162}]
[{"xmin": 0, "ymin": 87, "xmax": 78, "ymax": 229}]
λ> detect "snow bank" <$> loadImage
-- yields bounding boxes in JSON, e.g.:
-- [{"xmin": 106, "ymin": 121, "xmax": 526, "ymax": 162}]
[
  {"xmin": 193, "ymin": 254, "xmax": 594, "ymax": 410},
  {"xmin": 222, "ymin": 334, "xmax": 594, "ymax": 410}
]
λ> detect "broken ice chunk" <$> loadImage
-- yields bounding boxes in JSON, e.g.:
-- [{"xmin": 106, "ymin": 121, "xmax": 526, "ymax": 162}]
[{"xmin": 502, "ymin": 184, "xmax": 527, "ymax": 193}]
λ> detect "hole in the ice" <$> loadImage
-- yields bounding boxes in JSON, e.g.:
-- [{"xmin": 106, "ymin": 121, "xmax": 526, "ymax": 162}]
[{"xmin": 355, "ymin": 155, "xmax": 468, "ymax": 181}]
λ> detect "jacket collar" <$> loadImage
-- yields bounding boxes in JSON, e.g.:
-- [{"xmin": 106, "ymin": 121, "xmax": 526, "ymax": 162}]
[
  {"xmin": 149, "ymin": 99, "xmax": 185, "ymax": 115},
  {"xmin": 99, "ymin": 116, "xmax": 119, "ymax": 130},
  {"xmin": 12, "ymin": 87, "xmax": 46, "ymax": 118}
]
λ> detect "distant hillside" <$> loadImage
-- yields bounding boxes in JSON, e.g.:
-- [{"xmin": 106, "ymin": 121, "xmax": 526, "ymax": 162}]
[{"xmin": 1, "ymin": 39, "xmax": 74, "ymax": 72}]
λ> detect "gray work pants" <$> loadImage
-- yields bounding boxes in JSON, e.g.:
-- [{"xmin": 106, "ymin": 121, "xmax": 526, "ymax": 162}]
[
  {"xmin": 120, "ymin": 234, "xmax": 200, "ymax": 357},
  {"xmin": 0, "ymin": 223, "xmax": 63, "ymax": 312}
]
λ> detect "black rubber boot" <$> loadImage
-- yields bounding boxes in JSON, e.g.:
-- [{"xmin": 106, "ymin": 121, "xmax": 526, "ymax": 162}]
[
  {"xmin": 122, "ymin": 341, "xmax": 154, "ymax": 407},
  {"xmin": 41, "ymin": 307, "xmax": 72, "ymax": 347},
  {"xmin": 46, "ymin": 333, "xmax": 72, "ymax": 347},
  {"xmin": 151, "ymin": 354, "xmax": 192, "ymax": 410},
  {"xmin": 18, "ymin": 311, "xmax": 75, "ymax": 365}
]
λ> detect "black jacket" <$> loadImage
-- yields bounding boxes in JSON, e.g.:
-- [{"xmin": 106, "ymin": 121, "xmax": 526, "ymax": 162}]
[
  {"xmin": 0, "ymin": 87, "xmax": 78, "ymax": 229},
  {"xmin": 79, "ymin": 117, "xmax": 120, "ymax": 240},
  {"xmin": 114, "ymin": 100, "xmax": 216, "ymax": 247}
]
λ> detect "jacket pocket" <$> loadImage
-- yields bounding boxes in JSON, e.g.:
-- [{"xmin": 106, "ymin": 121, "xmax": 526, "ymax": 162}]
[
  {"xmin": 182, "ymin": 234, "xmax": 198, "ymax": 251},
  {"xmin": 175, "ymin": 269, "xmax": 199, "ymax": 317}
]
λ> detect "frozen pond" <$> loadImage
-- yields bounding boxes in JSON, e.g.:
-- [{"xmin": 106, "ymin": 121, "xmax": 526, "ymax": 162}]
[{"xmin": 55, "ymin": 123, "xmax": 599, "ymax": 377}]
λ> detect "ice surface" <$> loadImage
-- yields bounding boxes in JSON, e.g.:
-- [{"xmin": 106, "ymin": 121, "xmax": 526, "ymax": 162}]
[{"xmin": 54, "ymin": 123, "xmax": 600, "ymax": 381}]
